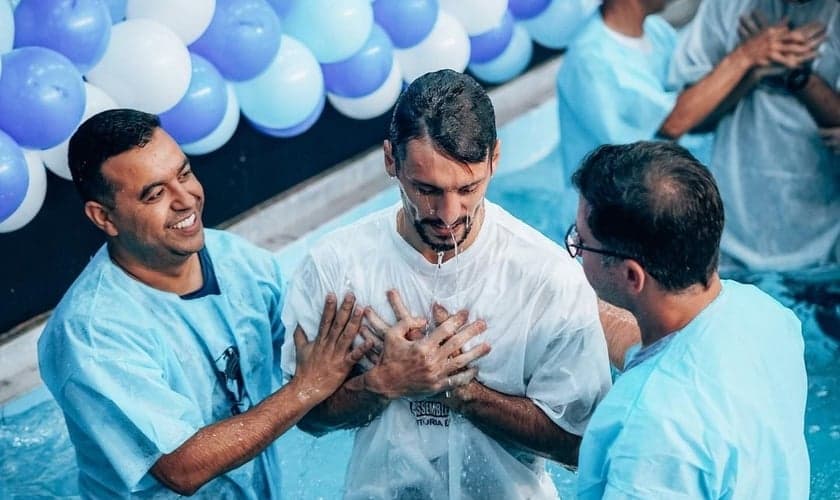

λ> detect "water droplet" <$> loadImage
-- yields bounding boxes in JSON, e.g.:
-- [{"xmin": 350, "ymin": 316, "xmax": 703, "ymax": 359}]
[
  {"xmin": 816, "ymin": 388, "xmax": 829, "ymax": 398},
  {"xmin": 830, "ymin": 431, "xmax": 840, "ymax": 440},
  {"xmin": 808, "ymin": 424, "xmax": 821, "ymax": 434}
]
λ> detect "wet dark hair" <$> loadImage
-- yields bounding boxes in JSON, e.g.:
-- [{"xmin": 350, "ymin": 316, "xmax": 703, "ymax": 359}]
[
  {"xmin": 68, "ymin": 109, "xmax": 160, "ymax": 205},
  {"xmin": 572, "ymin": 141, "xmax": 724, "ymax": 291},
  {"xmin": 388, "ymin": 69, "xmax": 496, "ymax": 170}
]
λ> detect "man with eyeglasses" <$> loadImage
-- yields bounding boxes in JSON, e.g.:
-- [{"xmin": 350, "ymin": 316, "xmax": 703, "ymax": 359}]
[
  {"xmin": 38, "ymin": 109, "xmax": 372, "ymax": 499},
  {"xmin": 569, "ymin": 141, "xmax": 809, "ymax": 498}
]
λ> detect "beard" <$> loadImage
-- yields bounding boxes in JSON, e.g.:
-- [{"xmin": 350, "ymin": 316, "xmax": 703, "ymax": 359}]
[{"xmin": 414, "ymin": 216, "xmax": 473, "ymax": 253}]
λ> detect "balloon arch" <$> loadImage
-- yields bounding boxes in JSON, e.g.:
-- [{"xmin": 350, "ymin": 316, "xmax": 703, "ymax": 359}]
[{"xmin": 0, "ymin": 0, "xmax": 599, "ymax": 232}]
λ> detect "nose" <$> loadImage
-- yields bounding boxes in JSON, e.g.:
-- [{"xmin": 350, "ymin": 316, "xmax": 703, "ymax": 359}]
[
  {"xmin": 171, "ymin": 182, "xmax": 196, "ymax": 210},
  {"xmin": 436, "ymin": 192, "xmax": 460, "ymax": 226}
]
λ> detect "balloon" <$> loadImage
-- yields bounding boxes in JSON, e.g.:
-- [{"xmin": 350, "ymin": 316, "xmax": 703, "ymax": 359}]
[
  {"xmin": 13, "ymin": 0, "xmax": 111, "ymax": 73},
  {"xmin": 0, "ymin": 0, "xmax": 13, "ymax": 56},
  {"xmin": 126, "ymin": 0, "xmax": 215, "ymax": 45},
  {"xmin": 469, "ymin": 23, "xmax": 533, "ymax": 84},
  {"xmin": 373, "ymin": 0, "xmax": 438, "ymax": 49},
  {"xmin": 0, "ymin": 149, "xmax": 46, "ymax": 232},
  {"xmin": 395, "ymin": 10, "xmax": 469, "ymax": 83},
  {"xmin": 322, "ymin": 25, "xmax": 393, "ymax": 98},
  {"xmin": 159, "ymin": 53, "xmax": 227, "ymax": 144},
  {"xmin": 103, "ymin": 0, "xmax": 127, "ymax": 22},
  {"xmin": 86, "ymin": 19, "xmax": 191, "ymax": 114},
  {"xmin": 283, "ymin": 0, "xmax": 373, "ymax": 63},
  {"xmin": 522, "ymin": 0, "xmax": 599, "ymax": 49},
  {"xmin": 41, "ymin": 83, "xmax": 118, "ymax": 180},
  {"xmin": 0, "ymin": 130, "xmax": 28, "ymax": 222},
  {"xmin": 328, "ymin": 57, "xmax": 402, "ymax": 120},
  {"xmin": 508, "ymin": 0, "xmax": 551, "ymax": 20},
  {"xmin": 189, "ymin": 0, "xmax": 281, "ymax": 81},
  {"xmin": 439, "ymin": 0, "xmax": 506, "ymax": 35},
  {"xmin": 0, "ymin": 47, "xmax": 86, "ymax": 149},
  {"xmin": 266, "ymin": 0, "xmax": 294, "ymax": 18},
  {"xmin": 469, "ymin": 10, "xmax": 514, "ymax": 64},
  {"xmin": 249, "ymin": 91, "xmax": 325, "ymax": 138},
  {"xmin": 182, "ymin": 83, "xmax": 240, "ymax": 156},
  {"xmin": 235, "ymin": 35, "xmax": 324, "ymax": 129}
]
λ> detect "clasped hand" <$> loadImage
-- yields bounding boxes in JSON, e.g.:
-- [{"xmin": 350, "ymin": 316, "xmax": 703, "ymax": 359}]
[{"xmin": 360, "ymin": 289, "xmax": 491, "ymax": 400}]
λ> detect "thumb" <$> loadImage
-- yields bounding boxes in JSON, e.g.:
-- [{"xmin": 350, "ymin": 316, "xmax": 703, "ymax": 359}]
[
  {"xmin": 293, "ymin": 325, "xmax": 309, "ymax": 352},
  {"xmin": 391, "ymin": 317, "xmax": 426, "ymax": 339}
]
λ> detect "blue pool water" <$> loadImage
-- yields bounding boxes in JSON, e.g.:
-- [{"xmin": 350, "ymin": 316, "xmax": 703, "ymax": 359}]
[{"xmin": 1, "ymin": 100, "xmax": 838, "ymax": 498}]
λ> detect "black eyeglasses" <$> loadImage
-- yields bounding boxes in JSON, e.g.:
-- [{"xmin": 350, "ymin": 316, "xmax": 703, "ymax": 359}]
[
  {"xmin": 564, "ymin": 223, "xmax": 635, "ymax": 261},
  {"xmin": 214, "ymin": 346, "xmax": 250, "ymax": 416}
]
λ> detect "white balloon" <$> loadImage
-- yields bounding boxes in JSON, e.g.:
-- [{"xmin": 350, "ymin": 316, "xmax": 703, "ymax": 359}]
[
  {"xmin": 395, "ymin": 11, "xmax": 470, "ymax": 84},
  {"xmin": 0, "ymin": 150, "xmax": 47, "ymax": 232},
  {"xmin": 0, "ymin": 0, "xmax": 12, "ymax": 57},
  {"xmin": 182, "ymin": 83, "xmax": 240, "ymax": 156},
  {"xmin": 439, "ymin": 0, "xmax": 507, "ymax": 36},
  {"xmin": 328, "ymin": 58, "xmax": 402, "ymax": 120},
  {"xmin": 126, "ymin": 0, "xmax": 215, "ymax": 45},
  {"xmin": 235, "ymin": 35, "xmax": 324, "ymax": 130},
  {"xmin": 41, "ymin": 83, "xmax": 119, "ymax": 180},
  {"xmin": 86, "ymin": 19, "xmax": 191, "ymax": 114}
]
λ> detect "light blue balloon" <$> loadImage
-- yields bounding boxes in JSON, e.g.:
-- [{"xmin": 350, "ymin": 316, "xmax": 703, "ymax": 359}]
[
  {"xmin": 249, "ymin": 91, "xmax": 325, "ymax": 138},
  {"xmin": 0, "ymin": 0, "xmax": 13, "ymax": 55},
  {"xmin": 283, "ymin": 0, "xmax": 373, "ymax": 63},
  {"xmin": 235, "ymin": 35, "xmax": 324, "ymax": 129},
  {"xmin": 102, "ymin": 0, "xmax": 127, "ymax": 22},
  {"xmin": 182, "ymin": 83, "xmax": 241, "ymax": 156},
  {"xmin": 521, "ymin": 0, "xmax": 598, "ymax": 49},
  {"xmin": 469, "ymin": 24, "xmax": 533, "ymax": 84}
]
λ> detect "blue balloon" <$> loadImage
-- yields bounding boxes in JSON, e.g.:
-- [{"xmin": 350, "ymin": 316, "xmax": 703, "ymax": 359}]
[
  {"xmin": 249, "ymin": 92, "xmax": 325, "ymax": 138},
  {"xmin": 190, "ymin": 0, "xmax": 282, "ymax": 81},
  {"xmin": 322, "ymin": 25, "xmax": 393, "ymax": 98},
  {"xmin": 266, "ymin": 0, "xmax": 294, "ymax": 18},
  {"xmin": 373, "ymin": 0, "xmax": 438, "ymax": 49},
  {"xmin": 103, "ymin": 0, "xmax": 127, "ymax": 23},
  {"xmin": 0, "ymin": 130, "xmax": 29, "ymax": 223},
  {"xmin": 159, "ymin": 53, "xmax": 228, "ymax": 144},
  {"xmin": 0, "ymin": 47, "xmax": 86, "ymax": 149},
  {"xmin": 469, "ymin": 24, "xmax": 533, "ymax": 84},
  {"xmin": 469, "ymin": 10, "xmax": 514, "ymax": 64},
  {"xmin": 508, "ymin": 0, "xmax": 551, "ymax": 20},
  {"xmin": 13, "ymin": 0, "xmax": 112, "ymax": 73},
  {"xmin": 284, "ymin": 0, "xmax": 373, "ymax": 63}
]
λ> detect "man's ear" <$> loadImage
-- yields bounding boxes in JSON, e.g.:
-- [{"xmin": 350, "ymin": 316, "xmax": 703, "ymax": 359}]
[
  {"xmin": 384, "ymin": 140, "xmax": 396, "ymax": 178},
  {"xmin": 84, "ymin": 201, "xmax": 118, "ymax": 237},
  {"xmin": 625, "ymin": 260, "xmax": 646, "ymax": 295},
  {"xmin": 489, "ymin": 139, "xmax": 501, "ymax": 176}
]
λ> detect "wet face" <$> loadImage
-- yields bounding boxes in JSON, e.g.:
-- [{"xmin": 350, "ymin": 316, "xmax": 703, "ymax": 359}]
[
  {"xmin": 99, "ymin": 127, "xmax": 205, "ymax": 266},
  {"xmin": 575, "ymin": 198, "xmax": 627, "ymax": 308},
  {"xmin": 388, "ymin": 138, "xmax": 497, "ymax": 257}
]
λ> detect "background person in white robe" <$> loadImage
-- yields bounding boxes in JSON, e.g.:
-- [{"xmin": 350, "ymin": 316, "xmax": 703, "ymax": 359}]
[
  {"xmin": 669, "ymin": 0, "xmax": 839, "ymax": 275},
  {"xmin": 281, "ymin": 70, "xmax": 614, "ymax": 499}
]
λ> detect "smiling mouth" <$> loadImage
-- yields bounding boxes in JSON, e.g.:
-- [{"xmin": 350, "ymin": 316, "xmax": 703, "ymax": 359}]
[{"xmin": 170, "ymin": 213, "xmax": 197, "ymax": 230}]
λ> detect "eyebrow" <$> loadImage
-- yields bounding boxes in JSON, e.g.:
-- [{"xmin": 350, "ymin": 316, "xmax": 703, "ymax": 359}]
[
  {"xmin": 138, "ymin": 157, "xmax": 190, "ymax": 200},
  {"xmin": 410, "ymin": 178, "xmax": 484, "ymax": 191}
]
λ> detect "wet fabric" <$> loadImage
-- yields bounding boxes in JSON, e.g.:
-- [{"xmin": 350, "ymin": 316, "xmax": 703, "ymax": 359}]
[
  {"xmin": 38, "ymin": 230, "xmax": 287, "ymax": 499},
  {"xmin": 281, "ymin": 201, "xmax": 611, "ymax": 499},
  {"xmin": 577, "ymin": 280, "xmax": 809, "ymax": 499},
  {"xmin": 556, "ymin": 13, "xmax": 713, "ymax": 174},
  {"xmin": 670, "ymin": 0, "xmax": 840, "ymax": 273}
]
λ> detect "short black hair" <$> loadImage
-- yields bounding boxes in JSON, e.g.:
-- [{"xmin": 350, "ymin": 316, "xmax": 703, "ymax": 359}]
[
  {"xmin": 389, "ymin": 69, "xmax": 496, "ymax": 170},
  {"xmin": 68, "ymin": 109, "xmax": 160, "ymax": 205},
  {"xmin": 572, "ymin": 141, "xmax": 724, "ymax": 291}
]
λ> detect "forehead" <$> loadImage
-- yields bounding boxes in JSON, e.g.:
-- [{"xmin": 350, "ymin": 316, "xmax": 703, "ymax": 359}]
[
  {"xmin": 101, "ymin": 128, "xmax": 185, "ymax": 191},
  {"xmin": 401, "ymin": 138, "xmax": 489, "ymax": 186}
]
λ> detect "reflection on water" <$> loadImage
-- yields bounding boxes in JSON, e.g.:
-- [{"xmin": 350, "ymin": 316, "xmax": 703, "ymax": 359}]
[{"xmin": 1, "ymin": 161, "xmax": 838, "ymax": 498}]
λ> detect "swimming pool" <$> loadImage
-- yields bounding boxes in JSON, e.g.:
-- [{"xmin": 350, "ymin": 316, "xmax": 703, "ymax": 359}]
[{"xmin": 1, "ymin": 99, "xmax": 837, "ymax": 498}]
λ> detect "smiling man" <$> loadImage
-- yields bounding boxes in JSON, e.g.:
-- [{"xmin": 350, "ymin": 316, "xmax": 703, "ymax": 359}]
[
  {"xmin": 281, "ymin": 70, "xmax": 612, "ymax": 499},
  {"xmin": 38, "ymin": 109, "xmax": 372, "ymax": 498}
]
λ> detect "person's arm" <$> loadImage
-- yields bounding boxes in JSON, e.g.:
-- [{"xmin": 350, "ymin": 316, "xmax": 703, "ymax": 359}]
[
  {"xmin": 795, "ymin": 73, "xmax": 840, "ymax": 128},
  {"xmin": 438, "ymin": 380, "xmax": 583, "ymax": 466},
  {"xmin": 152, "ymin": 294, "xmax": 369, "ymax": 495},
  {"xmin": 297, "ymin": 290, "xmax": 490, "ymax": 435},
  {"xmin": 660, "ymin": 14, "xmax": 823, "ymax": 139},
  {"xmin": 598, "ymin": 299, "xmax": 640, "ymax": 371}
]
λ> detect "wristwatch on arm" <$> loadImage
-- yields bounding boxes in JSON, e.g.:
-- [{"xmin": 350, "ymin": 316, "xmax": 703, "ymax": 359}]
[{"xmin": 785, "ymin": 65, "xmax": 813, "ymax": 92}]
